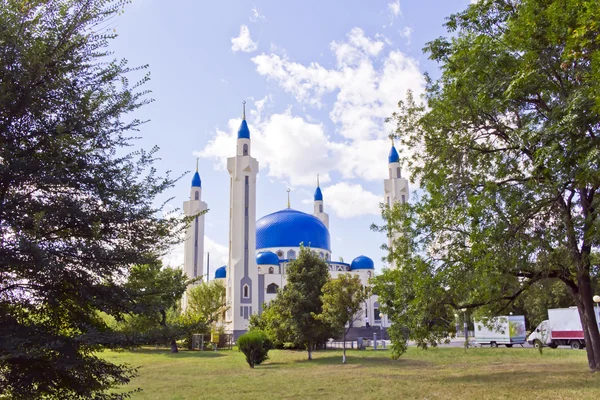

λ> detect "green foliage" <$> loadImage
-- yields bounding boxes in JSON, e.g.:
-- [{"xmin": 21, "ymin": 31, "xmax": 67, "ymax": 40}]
[
  {"xmin": 0, "ymin": 1, "xmax": 187, "ymax": 398},
  {"xmin": 185, "ymin": 280, "xmax": 227, "ymax": 326},
  {"xmin": 375, "ymin": 0, "xmax": 600, "ymax": 368},
  {"xmin": 249, "ymin": 246, "xmax": 334, "ymax": 357},
  {"xmin": 237, "ymin": 330, "xmax": 272, "ymax": 368}
]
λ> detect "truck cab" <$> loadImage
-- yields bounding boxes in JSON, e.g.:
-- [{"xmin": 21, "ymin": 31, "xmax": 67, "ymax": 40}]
[{"xmin": 527, "ymin": 308, "xmax": 591, "ymax": 350}]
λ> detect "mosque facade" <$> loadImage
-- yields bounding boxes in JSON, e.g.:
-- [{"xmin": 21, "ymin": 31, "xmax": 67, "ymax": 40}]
[{"xmin": 183, "ymin": 106, "xmax": 409, "ymax": 338}]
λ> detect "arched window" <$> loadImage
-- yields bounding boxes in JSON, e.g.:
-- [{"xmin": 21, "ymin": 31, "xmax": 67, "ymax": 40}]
[
  {"xmin": 287, "ymin": 249, "xmax": 296, "ymax": 259},
  {"xmin": 243, "ymin": 284, "xmax": 249, "ymax": 298},
  {"xmin": 401, "ymin": 195, "xmax": 406, "ymax": 204},
  {"xmin": 266, "ymin": 283, "xmax": 279, "ymax": 294},
  {"xmin": 319, "ymin": 204, "xmax": 323, "ymax": 213},
  {"xmin": 367, "ymin": 271, "xmax": 372, "ymax": 278},
  {"xmin": 268, "ymin": 266, "xmax": 274, "ymax": 274},
  {"xmin": 258, "ymin": 267, "xmax": 262, "ymax": 274},
  {"xmin": 276, "ymin": 250, "xmax": 283, "ymax": 258},
  {"xmin": 396, "ymin": 167, "xmax": 401, "ymax": 178},
  {"xmin": 243, "ymin": 143, "xmax": 248, "ymax": 156},
  {"xmin": 389, "ymin": 168, "xmax": 392, "ymax": 179},
  {"xmin": 319, "ymin": 251, "xmax": 324, "ymax": 259},
  {"xmin": 194, "ymin": 191, "xmax": 199, "ymax": 200},
  {"xmin": 374, "ymin": 301, "xmax": 380, "ymax": 321}
]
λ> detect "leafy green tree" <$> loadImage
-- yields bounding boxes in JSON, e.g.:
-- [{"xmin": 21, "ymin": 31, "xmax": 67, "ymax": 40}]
[
  {"xmin": 237, "ymin": 330, "xmax": 272, "ymax": 368},
  {"xmin": 185, "ymin": 280, "xmax": 227, "ymax": 326},
  {"xmin": 249, "ymin": 300, "xmax": 291, "ymax": 348},
  {"xmin": 0, "ymin": 1, "xmax": 187, "ymax": 398},
  {"xmin": 375, "ymin": 0, "xmax": 600, "ymax": 370},
  {"xmin": 319, "ymin": 274, "xmax": 370, "ymax": 364}
]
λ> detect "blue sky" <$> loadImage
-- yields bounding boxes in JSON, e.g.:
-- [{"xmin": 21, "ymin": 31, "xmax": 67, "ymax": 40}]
[{"xmin": 108, "ymin": 0, "xmax": 473, "ymax": 273}]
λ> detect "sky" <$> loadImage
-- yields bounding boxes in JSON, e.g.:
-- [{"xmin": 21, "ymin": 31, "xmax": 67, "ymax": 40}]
[{"xmin": 107, "ymin": 0, "xmax": 475, "ymax": 275}]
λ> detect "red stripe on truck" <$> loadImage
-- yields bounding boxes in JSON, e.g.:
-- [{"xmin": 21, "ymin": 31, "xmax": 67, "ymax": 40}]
[{"xmin": 551, "ymin": 330, "xmax": 584, "ymax": 339}]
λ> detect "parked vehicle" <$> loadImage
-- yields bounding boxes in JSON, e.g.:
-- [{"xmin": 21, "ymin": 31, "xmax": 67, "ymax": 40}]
[
  {"xmin": 527, "ymin": 307, "xmax": 599, "ymax": 350},
  {"xmin": 474, "ymin": 315, "xmax": 527, "ymax": 348}
]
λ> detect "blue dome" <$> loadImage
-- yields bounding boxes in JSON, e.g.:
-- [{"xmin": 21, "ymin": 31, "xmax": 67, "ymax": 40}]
[
  {"xmin": 191, "ymin": 171, "xmax": 201, "ymax": 187},
  {"xmin": 214, "ymin": 266, "xmax": 226, "ymax": 279},
  {"xmin": 256, "ymin": 209, "xmax": 331, "ymax": 251},
  {"xmin": 256, "ymin": 251, "xmax": 280, "ymax": 265},
  {"xmin": 314, "ymin": 186, "xmax": 323, "ymax": 201},
  {"xmin": 388, "ymin": 145, "xmax": 400, "ymax": 163},
  {"xmin": 238, "ymin": 119, "xmax": 250, "ymax": 139},
  {"xmin": 350, "ymin": 255, "xmax": 374, "ymax": 270}
]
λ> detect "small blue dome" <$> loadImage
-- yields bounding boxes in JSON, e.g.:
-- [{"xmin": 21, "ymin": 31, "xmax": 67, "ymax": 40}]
[
  {"xmin": 238, "ymin": 119, "xmax": 250, "ymax": 139},
  {"xmin": 256, "ymin": 251, "xmax": 280, "ymax": 265},
  {"xmin": 256, "ymin": 209, "xmax": 331, "ymax": 251},
  {"xmin": 214, "ymin": 266, "xmax": 226, "ymax": 279},
  {"xmin": 351, "ymin": 255, "xmax": 374, "ymax": 270},
  {"xmin": 191, "ymin": 171, "xmax": 201, "ymax": 188},
  {"xmin": 314, "ymin": 186, "xmax": 323, "ymax": 201},
  {"xmin": 388, "ymin": 145, "xmax": 400, "ymax": 163}
]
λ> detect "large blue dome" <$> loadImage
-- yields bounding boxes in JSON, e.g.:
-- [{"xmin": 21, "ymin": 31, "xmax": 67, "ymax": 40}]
[
  {"xmin": 256, "ymin": 209, "xmax": 331, "ymax": 251},
  {"xmin": 351, "ymin": 255, "xmax": 374, "ymax": 270},
  {"xmin": 256, "ymin": 251, "xmax": 279, "ymax": 265}
]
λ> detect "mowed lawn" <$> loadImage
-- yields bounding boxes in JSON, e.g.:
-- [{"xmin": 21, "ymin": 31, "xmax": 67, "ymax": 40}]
[{"xmin": 102, "ymin": 346, "xmax": 600, "ymax": 400}]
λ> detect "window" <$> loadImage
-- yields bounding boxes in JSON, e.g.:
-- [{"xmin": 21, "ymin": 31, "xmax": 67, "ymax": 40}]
[
  {"xmin": 287, "ymin": 249, "xmax": 296, "ymax": 259},
  {"xmin": 367, "ymin": 271, "xmax": 372, "ymax": 278},
  {"xmin": 258, "ymin": 267, "xmax": 262, "ymax": 274},
  {"xmin": 266, "ymin": 283, "xmax": 279, "ymax": 294},
  {"xmin": 276, "ymin": 250, "xmax": 283, "ymax": 258},
  {"xmin": 243, "ymin": 284, "xmax": 249, "ymax": 298},
  {"xmin": 387, "ymin": 196, "xmax": 390, "ymax": 206},
  {"xmin": 268, "ymin": 266, "xmax": 274, "ymax": 274},
  {"xmin": 389, "ymin": 168, "xmax": 392, "ymax": 179},
  {"xmin": 319, "ymin": 251, "xmax": 324, "ymax": 259},
  {"xmin": 401, "ymin": 195, "xmax": 406, "ymax": 204},
  {"xmin": 319, "ymin": 204, "xmax": 323, "ymax": 213},
  {"xmin": 396, "ymin": 167, "xmax": 400, "ymax": 178},
  {"xmin": 194, "ymin": 191, "xmax": 199, "ymax": 200},
  {"xmin": 243, "ymin": 143, "xmax": 248, "ymax": 156},
  {"xmin": 374, "ymin": 302, "xmax": 380, "ymax": 320}
]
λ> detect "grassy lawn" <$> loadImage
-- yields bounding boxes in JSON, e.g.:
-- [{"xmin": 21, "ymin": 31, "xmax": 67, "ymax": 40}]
[{"xmin": 102, "ymin": 346, "xmax": 600, "ymax": 399}]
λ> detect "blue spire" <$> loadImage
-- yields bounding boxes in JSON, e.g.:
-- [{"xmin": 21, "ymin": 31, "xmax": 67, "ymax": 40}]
[
  {"xmin": 191, "ymin": 159, "xmax": 201, "ymax": 187},
  {"xmin": 388, "ymin": 140, "xmax": 400, "ymax": 163},
  {"xmin": 238, "ymin": 101, "xmax": 250, "ymax": 139},
  {"xmin": 314, "ymin": 174, "xmax": 323, "ymax": 201}
]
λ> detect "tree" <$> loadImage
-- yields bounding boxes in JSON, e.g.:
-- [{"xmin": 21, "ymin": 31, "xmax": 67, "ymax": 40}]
[
  {"xmin": 237, "ymin": 331, "xmax": 272, "ymax": 368},
  {"xmin": 374, "ymin": 0, "xmax": 600, "ymax": 370},
  {"xmin": 319, "ymin": 274, "xmax": 369, "ymax": 364},
  {"xmin": 185, "ymin": 280, "xmax": 227, "ymax": 326},
  {"xmin": 0, "ymin": 1, "xmax": 186, "ymax": 398}
]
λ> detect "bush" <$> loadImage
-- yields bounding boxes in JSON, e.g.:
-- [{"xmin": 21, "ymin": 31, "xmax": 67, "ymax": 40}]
[{"xmin": 237, "ymin": 330, "xmax": 272, "ymax": 368}]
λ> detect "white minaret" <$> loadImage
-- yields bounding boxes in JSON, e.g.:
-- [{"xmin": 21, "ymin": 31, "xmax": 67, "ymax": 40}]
[
  {"xmin": 313, "ymin": 174, "xmax": 329, "ymax": 229},
  {"xmin": 226, "ymin": 102, "xmax": 259, "ymax": 338},
  {"xmin": 383, "ymin": 139, "xmax": 409, "ymax": 269},
  {"xmin": 182, "ymin": 160, "xmax": 208, "ymax": 308}
]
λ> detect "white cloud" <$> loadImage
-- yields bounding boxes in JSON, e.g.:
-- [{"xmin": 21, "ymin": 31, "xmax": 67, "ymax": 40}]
[
  {"xmin": 162, "ymin": 236, "xmax": 229, "ymax": 274},
  {"xmin": 249, "ymin": 6, "xmax": 265, "ymax": 22},
  {"xmin": 399, "ymin": 26, "xmax": 413, "ymax": 45},
  {"xmin": 231, "ymin": 25, "xmax": 258, "ymax": 53},
  {"xmin": 388, "ymin": 1, "xmax": 401, "ymax": 19},
  {"xmin": 323, "ymin": 182, "xmax": 381, "ymax": 218}
]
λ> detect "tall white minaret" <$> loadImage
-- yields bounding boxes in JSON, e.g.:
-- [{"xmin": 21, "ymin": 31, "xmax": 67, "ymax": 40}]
[
  {"xmin": 226, "ymin": 102, "xmax": 259, "ymax": 338},
  {"xmin": 383, "ymin": 138, "xmax": 409, "ymax": 269},
  {"xmin": 313, "ymin": 174, "xmax": 329, "ymax": 229},
  {"xmin": 182, "ymin": 160, "xmax": 208, "ymax": 308}
]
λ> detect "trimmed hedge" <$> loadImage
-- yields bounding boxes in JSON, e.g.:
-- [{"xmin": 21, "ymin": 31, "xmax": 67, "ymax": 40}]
[{"xmin": 237, "ymin": 330, "xmax": 272, "ymax": 368}]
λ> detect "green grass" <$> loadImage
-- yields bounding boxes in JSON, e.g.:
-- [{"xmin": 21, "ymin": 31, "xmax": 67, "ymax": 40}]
[{"xmin": 102, "ymin": 346, "xmax": 600, "ymax": 399}]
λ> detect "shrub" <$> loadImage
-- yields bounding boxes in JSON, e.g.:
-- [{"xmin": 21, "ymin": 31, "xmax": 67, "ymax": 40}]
[{"xmin": 237, "ymin": 330, "xmax": 272, "ymax": 368}]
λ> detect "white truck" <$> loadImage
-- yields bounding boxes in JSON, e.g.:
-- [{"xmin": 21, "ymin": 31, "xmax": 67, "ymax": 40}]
[
  {"xmin": 474, "ymin": 315, "xmax": 527, "ymax": 348},
  {"xmin": 527, "ymin": 307, "xmax": 599, "ymax": 350}
]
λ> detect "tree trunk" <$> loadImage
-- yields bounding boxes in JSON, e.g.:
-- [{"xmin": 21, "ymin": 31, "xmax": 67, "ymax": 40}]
[
  {"xmin": 576, "ymin": 275, "xmax": 600, "ymax": 372},
  {"xmin": 307, "ymin": 341, "xmax": 312, "ymax": 360},
  {"xmin": 342, "ymin": 332, "xmax": 347, "ymax": 364},
  {"xmin": 170, "ymin": 340, "xmax": 178, "ymax": 353}
]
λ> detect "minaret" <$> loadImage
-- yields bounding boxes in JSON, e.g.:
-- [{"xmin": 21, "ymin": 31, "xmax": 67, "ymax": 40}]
[
  {"xmin": 383, "ymin": 138, "xmax": 409, "ymax": 269},
  {"xmin": 226, "ymin": 102, "xmax": 259, "ymax": 338},
  {"xmin": 182, "ymin": 160, "xmax": 208, "ymax": 308},
  {"xmin": 313, "ymin": 174, "xmax": 329, "ymax": 229}
]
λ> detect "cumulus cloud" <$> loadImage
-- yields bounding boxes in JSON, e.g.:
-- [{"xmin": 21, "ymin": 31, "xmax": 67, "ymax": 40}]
[
  {"xmin": 388, "ymin": 1, "xmax": 401, "ymax": 19},
  {"xmin": 162, "ymin": 236, "xmax": 229, "ymax": 273},
  {"xmin": 231, "ymin": 25, "xmax": 258, "ymax": 53},
  {"xmin": 323, "ymin": 182, "xmax": 381, "ymax": 218},
  {"xmin": 399, "ymin": 26, "xmax": 413, "ymax": 45},
  {"xmin": 249, "ymin": 6, "xmax": 265, "ymax": 22}
]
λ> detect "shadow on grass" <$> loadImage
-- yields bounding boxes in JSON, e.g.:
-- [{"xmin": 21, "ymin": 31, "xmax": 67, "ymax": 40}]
[
  {"xmin": 292, "ymin": 353, "xmax": 429, "ymax": 368},
  {"xmin": 118, "ymin": 348, "xmax": 227, "ymax": 359}
]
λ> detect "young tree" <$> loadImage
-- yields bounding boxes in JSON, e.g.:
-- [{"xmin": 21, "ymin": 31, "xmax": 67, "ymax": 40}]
[
  {"xmin": 375, "ymin": 0, "xmax": 600, "ymax": 370},
  {"xmin": 0, "ymin": 1, "xmax": 186, "ymax": 397},
  {"xmin": 185, "ymin": 280, "xmax": 227, "ymax": 326},
  {"xmin": 319, "ymin": 274, "xmax": 369, "ymax": 364}
]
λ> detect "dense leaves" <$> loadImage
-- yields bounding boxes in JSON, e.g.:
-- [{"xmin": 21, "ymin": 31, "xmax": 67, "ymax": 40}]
[
  {"xmin": 0, "ymin": 1, "xmax": 187, "ymax": 398},
  {"xmin": 237, "ymin": 330, "xmax": 272, "ymax": 368},
  {"xmin": 374, "ymin": 0, "xmax": 600, "ymax": 369}
]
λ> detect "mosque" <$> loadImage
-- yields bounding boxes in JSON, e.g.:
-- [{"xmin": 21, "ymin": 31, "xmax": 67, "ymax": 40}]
[{"xmin": 182, "ymin": 105, "xmax": 409, "ymax": 338}]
